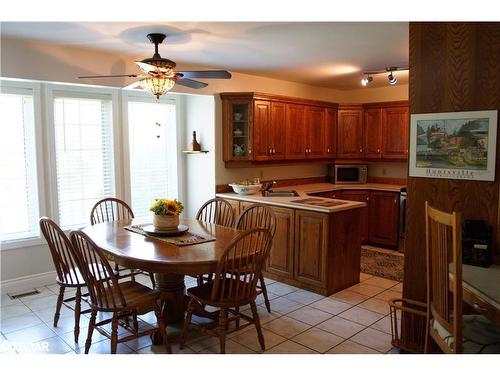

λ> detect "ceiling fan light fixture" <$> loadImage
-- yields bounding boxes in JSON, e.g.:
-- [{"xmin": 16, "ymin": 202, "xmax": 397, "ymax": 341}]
[{"xmin": 140, "ymin": 77, "xmax": 176, "ymax": 99}]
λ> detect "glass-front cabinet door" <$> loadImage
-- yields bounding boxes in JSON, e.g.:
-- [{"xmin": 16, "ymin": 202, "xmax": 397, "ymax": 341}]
[{"xmin": 222, "ymin": 97, "xmax": 253, "ymax": 161}]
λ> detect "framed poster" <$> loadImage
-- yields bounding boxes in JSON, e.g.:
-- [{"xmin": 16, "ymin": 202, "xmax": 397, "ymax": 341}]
[{"xmin": 409, "ymin": 110, "xmax": 498, "ymax": 181}]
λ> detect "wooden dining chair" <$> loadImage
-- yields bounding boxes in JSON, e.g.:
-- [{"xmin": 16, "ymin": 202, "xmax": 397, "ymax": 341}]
[
  {"xmin": 69, "ymin": 229, "xmax": 171, "ymax": 354},
  {"xmin": 194, "ymin": 197, "xmax": 236, "ymax": 285},
  {"xmin": 179, "ymin": 228, "xmax": 273, "ymax": 354},
  {"xmin": 90, "ymin": 197, "xmax": 154, "ymax": 287},
  {"xmin": 39, "ymin": 217, "xmax": 92, "ymax": 342},
  {"xmin": 234, "ymin": 204, "xmax": 276, "ymax": 313},
  {"xmin": 195, "ymin": 197, "xmax": 235, "ymax": 227},
  {"xmin": 424, "ymin": 202, "xmax": 500, "ymax": 354}
]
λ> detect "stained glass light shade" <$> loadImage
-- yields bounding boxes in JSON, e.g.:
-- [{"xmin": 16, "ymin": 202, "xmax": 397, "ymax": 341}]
[{"xmin": 139, "ymin": 77, "xmax": 176, "ymax": 99}]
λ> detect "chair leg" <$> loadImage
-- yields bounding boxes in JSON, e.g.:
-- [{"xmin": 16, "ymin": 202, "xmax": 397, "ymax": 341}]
[
  {"xmin": 74, "ymin": 287, "xmax": 82, "ymax": 342},
  {"xmin": 235, "ymin": 306, "xmax": 240, "ymax": 329},
  {"xmin": 250, "ymin": 301, "xmax": 265, "ymax": 352},
  {"xmin": 180, "ymin": 298, "xmax": 195, "ymax": 350},
  {"xmin": 218, "ymin": 308, "xmax": 228, "ymax": 354},
  {"xmin": 54, "ymin": 286, "xmax": 65, "ymax": 327},
  {"xmin": 259, "ymin": 275, "xmax": 271, "ymax": 313},
  {"xmin": 154, "ymin": 300, "xmax": 171, "ymax": 354},
  {"xmin": 85, "ymin": 309, "xmax": 97, "ymax": 354},
  {"xmin": 110, "ymin": 313, "xmax": 118, "ymax": 354}
]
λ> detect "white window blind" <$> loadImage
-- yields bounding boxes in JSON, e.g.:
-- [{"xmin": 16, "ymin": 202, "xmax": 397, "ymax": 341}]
[
  {"xmin": 127, "ymin": 100, "xmax": 177, "ymax": 218},
  {"xmin": 53, "ymin": 95, "xmax": 114, "ymax": 229},
  {"xmin": 0, "ymin": 91, "xmax": 39, "ymax": 241}
]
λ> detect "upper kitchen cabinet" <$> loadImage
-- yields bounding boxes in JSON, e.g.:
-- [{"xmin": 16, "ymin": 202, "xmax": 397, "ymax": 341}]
[
  {"xmin": 222, "ymin": 95, "xmax": 253, "ymax": 161},
  {"xmin": 382, "ymin": 104, "xmax": 409, "ymax": 159},
  {"xmin": 363, "ymin": 101, "xmax": 409, "ymax": 160},
  {"xmin": 305, "ymin": 106, "xmax": 327, "ymax": 159},
  {"xmin": 285, "ymin": 103, "xmax": 307, "ymax": 159},
  {"xmin": 337, "ymin": 105, "xmax": 364, "ymax": 158},
  {"xmin": 325, "ymin": 108, "xmax": 337, "ymax": 158},
  {"xmin": 222, "ymin": 93, "xmax": 337, "ymax": 164},
  {"xmin": 363, "ymin": 107, "xmax": 383, "ymax": 159}
]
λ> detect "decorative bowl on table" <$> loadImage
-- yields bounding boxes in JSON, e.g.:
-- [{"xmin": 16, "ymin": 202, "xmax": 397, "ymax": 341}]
[
  {"xmin": 149, "ymin": 198, "xmax": 184, "ymax": 230},
  {"xmin": 229, "ymin": 181, "xmax": 261, "ymax": 195}
]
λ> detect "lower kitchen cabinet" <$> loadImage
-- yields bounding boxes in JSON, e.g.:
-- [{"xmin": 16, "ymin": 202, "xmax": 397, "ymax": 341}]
[
  {"xmin": 368, "ymin": 191, "xmax": 399, "ymax": 247},
  {"xmin": 294, "ymin": 210, "xmax": 328, "ymax": 288},
  {"xmin": 227, "ymin": 199, "xmax": 240, "ymax": 218},
  {"xmin": 340, "ymin": 190, "xmax": 370, "ymax": 242},
  {"xmin": 267, "ymin": 207, "xmax": 295, "ymax": 279}
]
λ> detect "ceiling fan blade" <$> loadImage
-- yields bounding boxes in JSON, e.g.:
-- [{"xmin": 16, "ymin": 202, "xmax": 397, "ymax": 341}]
[
  {"xmin": 176, "ymin": 78, "xmax": 208, "ymax": 89},
  {"xmin": 77, "ymin": 74, "xmax": 139, "ymax": 79},
  {"xmin": 178, "ymin": 70, "xmax": 232, "ymax": 79},
  {"xmin": 135, "ymin": 61, "xmax": 158, "ymax": 73}
]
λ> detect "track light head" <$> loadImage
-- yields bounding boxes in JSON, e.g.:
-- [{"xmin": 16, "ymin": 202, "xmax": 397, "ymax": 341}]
[
  {"xmin": 388, "ymin": 72, "xmax": 397, "ymax": 85},
  {"xmin": 361, "ymin": 75, "xmax": 373, "ymax": 87}
]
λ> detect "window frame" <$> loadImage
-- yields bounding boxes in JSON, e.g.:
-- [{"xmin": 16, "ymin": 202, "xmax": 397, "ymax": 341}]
[
  {"xmin": 0, "ymin": 80, "xmax": 47, "ymax": 250},
  {"xmin": 45, "ymin": 83, "xmax": 120, "ymax": 230},
  {"xmin": 121, "ymin": 90, "xmax": 183, "ymax": 217}
]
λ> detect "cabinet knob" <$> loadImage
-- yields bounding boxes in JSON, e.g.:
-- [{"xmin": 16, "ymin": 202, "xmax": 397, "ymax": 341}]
[
  {"xmin": 366, "ymin": 197, "xmax": 369, "ymax": 201},
  {"xmin": 273, "ymin": 148, "xmax": 276, "ymax": 154},
  {"xmin": 359, "ymin": 148, "xmax": 363, "ymax": 153},
  {"xmin": 327, "ymin": 148, "xmax": 330, "ymax": 153},
  {"xmin": 377, "ymin": 148, "xmax": 380, "ymax": 153},
  {"xmin": 248, "ymin": 149, "xmax": 252, "ymax": 154}
]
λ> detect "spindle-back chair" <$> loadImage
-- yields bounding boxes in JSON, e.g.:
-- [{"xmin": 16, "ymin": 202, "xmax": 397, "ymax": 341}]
[
  {"xmin": 70, "ymin": 230, "xmax": 170, "ymax": 354},
  {"xmin": 180, "ymin": 228, "xmax": 272, "ymax": 353}
]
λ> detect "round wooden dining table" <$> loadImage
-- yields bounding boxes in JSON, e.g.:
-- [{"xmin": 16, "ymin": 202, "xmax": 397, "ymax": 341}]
[{"xmin": 81, "ymin": 217, "xmax": 242, "ymax": 322}]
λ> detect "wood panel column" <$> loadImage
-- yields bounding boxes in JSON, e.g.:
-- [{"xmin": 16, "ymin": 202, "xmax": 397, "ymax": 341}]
[{"xmin": 402, "ymin": 22, "xmax": 500, "ymax": 352}]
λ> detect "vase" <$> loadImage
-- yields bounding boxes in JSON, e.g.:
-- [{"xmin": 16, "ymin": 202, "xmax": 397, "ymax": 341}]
[{"xmin": 153, "ymin": 214, "xmax": 179, "ymax": 231}]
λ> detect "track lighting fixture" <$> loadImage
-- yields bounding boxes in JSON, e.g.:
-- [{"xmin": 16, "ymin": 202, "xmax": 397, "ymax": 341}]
[
  {"xmin": 361, "ymin": 75, "xmax": 373, "ymax": 86},
  {"xmin": 388, "ymin": 72, "xmax": 397, "ymax": 85},
  {"xmin": 360, "ymin": 66, "xmax": 408, "ymax": 87}
]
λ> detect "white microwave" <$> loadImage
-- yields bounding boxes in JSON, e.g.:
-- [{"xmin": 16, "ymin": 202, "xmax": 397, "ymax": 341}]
[{"xmin": 330, "ymin": 164, "xmax": 367, "ymax": 184}]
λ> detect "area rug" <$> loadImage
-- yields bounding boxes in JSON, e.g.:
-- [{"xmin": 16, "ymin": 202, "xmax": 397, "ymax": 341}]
[{"xmin": 361, "ymin": 245, "xmax": 404, "ymax": 282}]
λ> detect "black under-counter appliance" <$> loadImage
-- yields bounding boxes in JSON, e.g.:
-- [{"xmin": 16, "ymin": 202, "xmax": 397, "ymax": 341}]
[{"xmin": 462, "ymin": 220, "xmax": 492, "ymax": 268}]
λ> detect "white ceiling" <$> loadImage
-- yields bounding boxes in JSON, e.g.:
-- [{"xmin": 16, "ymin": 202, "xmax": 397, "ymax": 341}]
[{"xmin": 0, "ymin": 22, "xmax": 409, "ymax": 90}]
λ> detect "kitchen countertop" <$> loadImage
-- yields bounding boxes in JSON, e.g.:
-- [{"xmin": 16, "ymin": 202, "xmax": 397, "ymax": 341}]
[{"xmin": 216, "ymin": 183, "xmax": 405, "ymax": 214}]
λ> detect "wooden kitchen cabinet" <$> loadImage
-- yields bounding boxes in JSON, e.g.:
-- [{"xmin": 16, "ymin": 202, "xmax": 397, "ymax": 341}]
[
  {"xmin": 325, "ymin": 108, "xmax": 337, "ymax": 158},
  {"xmin": 252, "ymin": 100, "xmax": 271, "ymax": 161},
  {"xmin": 225, "ymin": 199, "xmax": 241, "ymax": 218},
  {"xmin": 340, "ymin": 190, "xmax": 370, "ymax": 242},
  {"xmin": 305, "ymin": 106, "xmax": 327, "ymax": 159},
  {"xmin": 294, "ymin": 210, "xmax": 328, "ymax": 288},
  {"xmin": 337, "ymin": 106, "xmax": 364, "ymax": 158},
  {"xmin": 368, "ymin": 191, "xmax": 400, "ymax": 247},
  {"xmin": 382, "ymin": 106, "xmax": 409, "ymax": 159},
  {"xmin": 285, "ymin": 104, "xmax": 307, "ymax": 159},
  {"xmin": 267, "ymin": 207, "xmax": 295, "ymax": 279},
  {"xmin": 364, "ymin": 108, "xmax": 383, "ymax": 159},
  {"xmin": 222, "ymin": 98, "xmax": 253, "ymax": 161},
  {"xmin": 270, "ymin": 102, "xmax": 287, "ymax": 159}
]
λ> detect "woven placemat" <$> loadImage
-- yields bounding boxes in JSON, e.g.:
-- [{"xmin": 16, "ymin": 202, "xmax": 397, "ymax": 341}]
[{"xmin": 124, "ymin": 224, "xmax": 216, "ymax": 247}]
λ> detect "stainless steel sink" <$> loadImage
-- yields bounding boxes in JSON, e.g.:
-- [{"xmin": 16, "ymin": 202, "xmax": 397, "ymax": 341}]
[
  {"xmin": 290, "ymin": 198, "xmax": 348, "ymax": 207},
  {"xmin": 262, "ymin": 190, "xmax": 299, "ymax": 197}
]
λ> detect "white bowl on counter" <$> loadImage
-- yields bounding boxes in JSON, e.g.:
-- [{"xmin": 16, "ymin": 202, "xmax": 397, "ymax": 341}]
[{"xmin": 229, "ymin": 183, "xmax": 262, "ymax": 195}]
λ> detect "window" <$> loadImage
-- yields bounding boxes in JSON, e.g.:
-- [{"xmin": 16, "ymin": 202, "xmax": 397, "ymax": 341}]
[
  {"xmin": 127, "ymin": 99, "xmax": 177, "ymax": 218},
  {"xmin": 0, "ymin": 89, "xmax": 39, "ymax": 241},
  {"xmin": 53, "ymin": 94, "xmax": 114, "ymax": 229}
]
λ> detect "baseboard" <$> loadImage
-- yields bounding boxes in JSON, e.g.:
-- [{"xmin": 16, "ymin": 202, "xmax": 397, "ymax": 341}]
[{"xmin": 0, "ymin": 271, "xmax": 57, "ymax": 295}]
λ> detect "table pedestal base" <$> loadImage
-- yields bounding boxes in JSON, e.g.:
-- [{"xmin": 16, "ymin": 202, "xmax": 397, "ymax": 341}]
[{"xmin": 155, "ymin": 273, "xmax": 186, "ymax": 323}]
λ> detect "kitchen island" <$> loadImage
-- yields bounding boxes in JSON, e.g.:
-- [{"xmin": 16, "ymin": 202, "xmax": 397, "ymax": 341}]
[{"xmin": 217, "ymin": 183, "xmax": 371, "ymax": 295}]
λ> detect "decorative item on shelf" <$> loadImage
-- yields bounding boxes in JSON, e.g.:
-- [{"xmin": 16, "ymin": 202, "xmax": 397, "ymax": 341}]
[
  {"xmin": 233, "ymin": 128, "xmax": 243, "ymax": 137},
  {"xmin": 191, "ymin": 131, "xmax": 201, "ymax": 151},
  {"xmin": 182, "ymin": 130, "xmax": 209, "ymax": 154},
  {"xmin": 233, "ymin": 144, "xmax": 246, "ymax": 156},
  {"xmin": 150, "ymin": 198, "xmax": 184, "ymax": 231},
  {"xmin": 233, "ymin": 113, "xmax": 243, "ymax": 121}
]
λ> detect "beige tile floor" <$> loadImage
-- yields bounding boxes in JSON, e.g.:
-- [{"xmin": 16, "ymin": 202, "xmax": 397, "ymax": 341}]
[{"xmin": 0, "ymin": 273, "xmax": 402, "ymax": 355}]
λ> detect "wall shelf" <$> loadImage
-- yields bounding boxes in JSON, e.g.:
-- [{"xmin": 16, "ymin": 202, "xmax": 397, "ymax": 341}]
[{"xmin": 182, "ymin": 150, "xmax": 209, "ymax": 154}]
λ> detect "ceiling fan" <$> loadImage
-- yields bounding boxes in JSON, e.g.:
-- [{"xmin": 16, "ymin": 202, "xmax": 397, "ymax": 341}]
[{"xmin": 78, "ymin": 33, "xmax": 232, "ymax": 99}]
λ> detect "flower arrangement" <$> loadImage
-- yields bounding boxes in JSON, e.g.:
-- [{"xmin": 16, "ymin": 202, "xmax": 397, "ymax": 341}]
[{"xmin": 150, "ymin": 198, "xmax": 184, "ymax": 216}]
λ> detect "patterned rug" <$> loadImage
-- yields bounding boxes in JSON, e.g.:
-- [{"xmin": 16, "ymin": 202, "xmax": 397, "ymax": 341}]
[{"xmin": 361, "ymin": 245, "xmax": 404, "ymax": 282}]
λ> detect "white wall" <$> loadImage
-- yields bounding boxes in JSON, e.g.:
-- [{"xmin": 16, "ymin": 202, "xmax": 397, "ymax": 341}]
[{"xmin": 182, "ymin": 94, "xmax": 216, "ymax": 219}]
